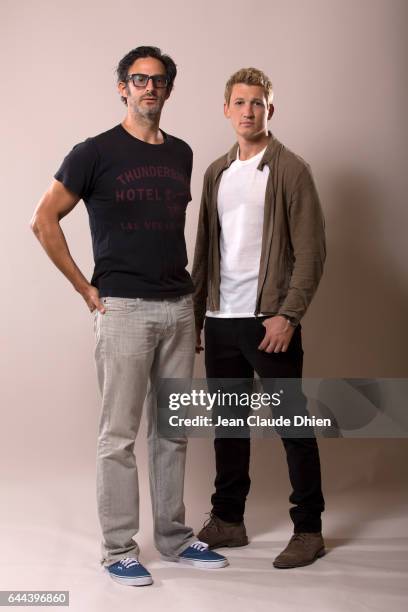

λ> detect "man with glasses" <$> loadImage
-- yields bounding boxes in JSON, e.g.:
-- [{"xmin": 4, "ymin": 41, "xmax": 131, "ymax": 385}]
[
  {"xmin": 30, "ymin": 45, "xmax": 227, "ymax": 587},
  {"xmin": 192, "ymin": 67, "xmax": 326, "ymax": 569}
]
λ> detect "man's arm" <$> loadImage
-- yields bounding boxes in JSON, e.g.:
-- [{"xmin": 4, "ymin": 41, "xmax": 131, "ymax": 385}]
[
  {"xmin": 30, "ymin": 179, "xmax": 105, "ymax": 313},
  {"xmin": 191, "ymin": 170, "xmax": 211, "ymax": 353},
  {"xmin": 258, "ymin": 164, "xmax": 325, "ymax": 353},
  {"xmin": 278, "ymin": 164, "xmax": 326, "ymax": 321}
]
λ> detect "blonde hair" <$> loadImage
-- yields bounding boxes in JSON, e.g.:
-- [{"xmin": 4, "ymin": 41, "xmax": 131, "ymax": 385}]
[{"xmin": 224, "ymin": 67, "xmax": 273, "ymax": 105}]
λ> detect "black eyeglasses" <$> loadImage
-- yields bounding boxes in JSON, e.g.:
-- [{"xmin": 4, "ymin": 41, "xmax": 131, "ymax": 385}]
[{"xmin": 125, "ymin": 73, "xmax": 169, "ymax": 89}]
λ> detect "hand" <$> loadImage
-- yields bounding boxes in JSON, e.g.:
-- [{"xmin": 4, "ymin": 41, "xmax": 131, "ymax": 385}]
[
  {"xmin": 195, "ymin": 327, "xmax": 204, "ymax": 354},
  {"xmin": 257, "ymin": 316, "xmax": 295, "ymax": 353},
  {"xmin": 80, "ymin": 284, "xmax": 106, "ymax": 314}
]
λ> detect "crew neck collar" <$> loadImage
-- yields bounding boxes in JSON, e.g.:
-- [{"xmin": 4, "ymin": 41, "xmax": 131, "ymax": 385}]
[
  {"xmin": 235, "ymin": 145, "xmax": 267, "ymax": 165},
  {"xmin": 118, "ymin": 123, "xmax": 168, "ymax": 146}
]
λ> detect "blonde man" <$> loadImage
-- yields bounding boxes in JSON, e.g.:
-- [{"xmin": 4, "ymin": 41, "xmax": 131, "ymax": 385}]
[{"xmin": 192, "ymin": 68, "xmax": 326, "ymax": 568}]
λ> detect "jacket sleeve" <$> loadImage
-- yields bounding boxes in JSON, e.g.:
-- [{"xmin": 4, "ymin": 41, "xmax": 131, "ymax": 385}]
[
  {"xmin": 278, "ymin": 165, "xmax": 326, "ymax": 324},
  {"xmin": 191, "ymin": 169, "xmax": 211, "ymax": 331}
]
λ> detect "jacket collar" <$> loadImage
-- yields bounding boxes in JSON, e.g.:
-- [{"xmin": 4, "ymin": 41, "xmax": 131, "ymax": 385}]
[{"xmin": 215, "ymin": 131, "xmax": 282, "ymax": 181}]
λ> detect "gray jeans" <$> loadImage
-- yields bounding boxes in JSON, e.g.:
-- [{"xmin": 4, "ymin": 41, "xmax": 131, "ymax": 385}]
[{"xmin": 93, "ymin": 295, "xmax": 196, "ymax": 566}]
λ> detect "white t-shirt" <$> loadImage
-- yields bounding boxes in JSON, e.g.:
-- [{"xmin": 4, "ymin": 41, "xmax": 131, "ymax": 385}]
[{"xmin": 206, "ymin": 146, "xmax": 269, "ymax": 318}]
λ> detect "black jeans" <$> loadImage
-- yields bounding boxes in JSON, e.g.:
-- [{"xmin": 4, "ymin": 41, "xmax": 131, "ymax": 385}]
[{"xmin": 204, "ymin": 316, "xmax": 325, "ymax": 533}]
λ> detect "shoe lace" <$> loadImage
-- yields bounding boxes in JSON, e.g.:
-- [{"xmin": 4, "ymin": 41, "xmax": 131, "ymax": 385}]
[
  {"xmin": 202, "ymin": 512, "xmax": 222, "ymax": 533},
  {"xmin": 291, "ymin": 533, "xmax": 308, "ymax": 543},
  {"xmin": 119, "ymin": 557, "xmax": 140, "ymax": 568},
  {"xmin": 191, "ymin": 541, "xmax": 209, "ymax": 552}
]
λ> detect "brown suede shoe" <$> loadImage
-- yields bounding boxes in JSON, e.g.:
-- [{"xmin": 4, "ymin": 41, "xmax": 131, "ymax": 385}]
[
  {"xmin": 273, "ymin": 532, "xmax": 326, "ymax": 569},
  {"xmin": 197, "ymin": 513, "xmax": 249, "ymax": 549}
]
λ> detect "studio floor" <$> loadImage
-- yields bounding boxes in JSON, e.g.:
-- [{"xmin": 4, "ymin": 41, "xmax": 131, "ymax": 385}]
[{"xmin": 1, "ymin": 465, "xmax": 407, "ymax": 612}]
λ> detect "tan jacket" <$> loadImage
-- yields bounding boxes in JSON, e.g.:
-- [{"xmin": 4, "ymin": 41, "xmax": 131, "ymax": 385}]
[{"xmin": 191, "ymin": 132, "xmax": 326, "ymax": 330}]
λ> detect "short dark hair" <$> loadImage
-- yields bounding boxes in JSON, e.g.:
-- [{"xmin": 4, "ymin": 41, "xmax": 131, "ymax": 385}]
[{"xmin": 116, "ymin": 46, "xmax": 177, "ymax": 105}]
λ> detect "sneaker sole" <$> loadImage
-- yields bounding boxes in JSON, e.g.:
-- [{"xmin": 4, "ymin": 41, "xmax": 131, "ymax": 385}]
[
  {"xmin": 105, "ymin": 569, "xmax": 153, "ymax": 586},
  {"xmin": 161, "ymin": 555, "xmax": 229, "ymax": 569},
  {"xmin": 273, "ymin": 547, "xmax": 326, "ymax": 569}
]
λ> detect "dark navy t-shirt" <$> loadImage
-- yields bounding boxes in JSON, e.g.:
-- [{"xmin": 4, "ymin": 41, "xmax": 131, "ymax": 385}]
[{"xmin": 54, "ymin": 124, "xmax": 194, "ymax": 298}]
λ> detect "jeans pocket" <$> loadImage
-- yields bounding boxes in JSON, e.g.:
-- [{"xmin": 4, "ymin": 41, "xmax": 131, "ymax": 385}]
[
  {"xmin": 93, "ymin": 309, "xmax": 98, "ymax": 333},
  {"xmin": 125, "ymin": 298, "xmax": 142, "ymax": 313}
]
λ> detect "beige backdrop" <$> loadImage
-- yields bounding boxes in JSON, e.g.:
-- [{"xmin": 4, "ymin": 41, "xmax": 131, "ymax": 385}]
[{"xmin": 1, "ymin": 0, "xmax": 407, "ymax": 610}]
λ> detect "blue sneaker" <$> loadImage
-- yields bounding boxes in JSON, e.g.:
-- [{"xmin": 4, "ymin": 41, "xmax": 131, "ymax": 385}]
[
  {"xmin": 105, "ymin": 557, "xmax": 153, "ymax": 586},
  {"xmin": 163, "ymin": 541, "xmax": 228, "ymax": 569}
]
